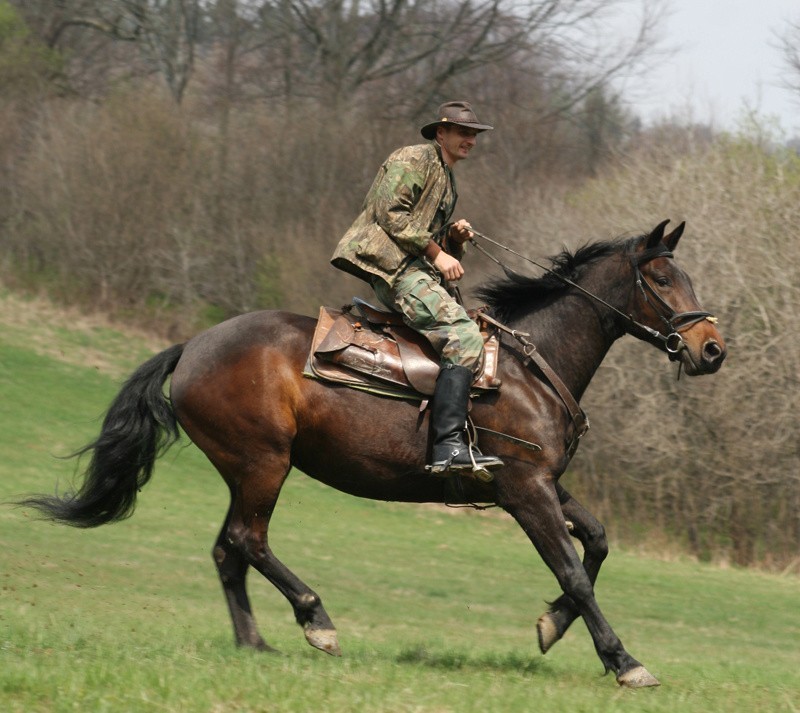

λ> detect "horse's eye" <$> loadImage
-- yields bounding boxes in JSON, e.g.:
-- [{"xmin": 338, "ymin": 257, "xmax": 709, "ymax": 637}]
[{"xmin": 655, "ymin": 276, "xmax": 670, "ymax": 287}]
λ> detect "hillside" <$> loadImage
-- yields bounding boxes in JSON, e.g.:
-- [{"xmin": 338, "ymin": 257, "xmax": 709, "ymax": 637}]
[{"xmin": 1, "ymin": 289, "xmax": 799, "ymax": 712}]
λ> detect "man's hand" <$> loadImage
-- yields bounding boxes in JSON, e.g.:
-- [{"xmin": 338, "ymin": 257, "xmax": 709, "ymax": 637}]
[
  {"xmin": 433, "ymin": 250, "xmax": 465, "ymax": 282},
  {"xmin": 449, "ymin": 219, "xmax": 474, "ymax": 244}
]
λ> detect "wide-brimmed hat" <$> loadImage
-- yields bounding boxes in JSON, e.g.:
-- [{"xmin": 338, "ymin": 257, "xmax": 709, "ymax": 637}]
[{"xmin": 420, "ymin": 101, "xmax": 494, "ymax": 140}]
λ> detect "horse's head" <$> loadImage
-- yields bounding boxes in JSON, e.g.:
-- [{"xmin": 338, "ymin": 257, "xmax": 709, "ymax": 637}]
[{"xmin": 626, "ymin": 220, "xmax": 726, "ymax": 376}]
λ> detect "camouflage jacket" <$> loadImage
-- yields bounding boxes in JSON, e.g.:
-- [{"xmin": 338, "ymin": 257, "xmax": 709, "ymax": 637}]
[{"xmin": 331, "ymin": 142, "xmax": 463, "ymax": 286}]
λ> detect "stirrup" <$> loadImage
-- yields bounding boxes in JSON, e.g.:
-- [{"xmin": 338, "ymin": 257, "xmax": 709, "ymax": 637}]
[
  {"xmin": 425, "ymin": 450, "xmax": 496, "ymax": 483},
  {"xmin": 425, "ymin": 463, "xmax": 495, "ymax": 483}
]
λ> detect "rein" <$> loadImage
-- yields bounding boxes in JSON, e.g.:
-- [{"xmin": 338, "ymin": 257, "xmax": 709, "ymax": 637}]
[
  {"xmin": 446, "ymin": 228, "xmax": 718, "ymax": 510},
  {"xmin": 468, "ymin": 230, "xmax": 717, "ymax": 359}
]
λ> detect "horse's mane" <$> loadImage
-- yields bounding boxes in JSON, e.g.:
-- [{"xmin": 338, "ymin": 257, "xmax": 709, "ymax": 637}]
[{"xmin": 475, "ymin": 236, "xmax": 639, "ymax": 323}]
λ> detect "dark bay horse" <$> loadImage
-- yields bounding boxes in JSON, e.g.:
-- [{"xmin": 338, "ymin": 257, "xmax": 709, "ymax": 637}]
[{"xmin": 21, "ymin": 220, "xmax": 726, "ymax": 687}]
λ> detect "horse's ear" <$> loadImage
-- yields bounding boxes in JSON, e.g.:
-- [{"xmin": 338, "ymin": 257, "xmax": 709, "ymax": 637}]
[
  {"xmin": 645, "ymin": 219, "xmax": 670, "ymax": 249},
  {"xmin": 663, "ymin": 221, "xmax": 685, "ymax": 251}
]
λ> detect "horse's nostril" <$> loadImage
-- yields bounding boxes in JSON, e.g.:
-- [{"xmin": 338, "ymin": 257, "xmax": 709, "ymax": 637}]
[{"xmin": 704, "ymin": 340, "xmax": 725, "ymax": 364}]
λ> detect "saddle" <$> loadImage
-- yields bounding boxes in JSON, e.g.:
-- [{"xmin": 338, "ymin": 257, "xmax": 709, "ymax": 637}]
[{"xmin": 304, "ymin": 297, "xmax": 502, "ymax": 400}]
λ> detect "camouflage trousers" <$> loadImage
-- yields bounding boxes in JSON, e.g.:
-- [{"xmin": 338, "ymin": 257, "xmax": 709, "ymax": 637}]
[{"xmin": 372, "ymin": 259, "xmax": 485, "ymax": 372}]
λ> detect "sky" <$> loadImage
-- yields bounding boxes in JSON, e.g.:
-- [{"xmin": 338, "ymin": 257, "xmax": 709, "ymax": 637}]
[{"xmin": 621, "ymin": 0, "xmax": 800, "ymax": 136}]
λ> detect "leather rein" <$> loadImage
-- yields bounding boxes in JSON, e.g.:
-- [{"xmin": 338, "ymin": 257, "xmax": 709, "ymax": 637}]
[
  {"xmin": 469, "ymin": 230, "xmax": 717, "ymax": 360},
  {"xmin": 467, "ymin": 231, "xmax": 718, "ymax": 456}
]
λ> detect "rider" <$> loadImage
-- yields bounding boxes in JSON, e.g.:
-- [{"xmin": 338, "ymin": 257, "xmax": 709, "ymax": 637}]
[{"xmin": 331, "ymin": 101, "xmax": 503, "ymax": 476}]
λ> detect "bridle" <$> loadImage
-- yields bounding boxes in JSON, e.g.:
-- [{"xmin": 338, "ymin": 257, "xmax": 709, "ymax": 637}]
[
  {"xmin": 445, "ymin": 229, "xmax": 720, "ymax": 489},
  {"xmin": 468, "ymin": 230, "xmax": 718, "ymax": 361},
  {"xmin": 446, "ymin": 229, "xmax": 721, "ymax": 480},
  {"xmin": 628, "ymin": 245, "xmax": 717, "ymax": 360}
]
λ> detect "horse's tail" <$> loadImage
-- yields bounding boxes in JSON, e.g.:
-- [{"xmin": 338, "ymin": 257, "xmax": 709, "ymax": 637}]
[{"xmin": 19, "ymin": 343, "xmax": 185, "ymax": 528}]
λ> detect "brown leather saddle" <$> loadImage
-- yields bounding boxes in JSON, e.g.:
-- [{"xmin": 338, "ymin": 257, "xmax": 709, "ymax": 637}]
[{"xmin": 304, "ymin": 297, "xmax": 502, "ymax": 400}]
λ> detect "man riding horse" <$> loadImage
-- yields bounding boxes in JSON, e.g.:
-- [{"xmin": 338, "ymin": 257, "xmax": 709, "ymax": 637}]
[{"xmin": 331, "ymin": 101, "xmax": 502, "ymax": 477}]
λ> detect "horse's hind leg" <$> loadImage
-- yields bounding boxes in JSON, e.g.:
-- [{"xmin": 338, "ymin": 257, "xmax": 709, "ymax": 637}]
[
  {"xmin": 213, "ymin": 497, "xmax": 275, "ymax": 652},
  {"xmin": 537, "ymin": 483, "xmax": 609, "ymax": 654},
  {"xmin": 220, "ymin": 454, "xmax": 341, "ymax": 656}
]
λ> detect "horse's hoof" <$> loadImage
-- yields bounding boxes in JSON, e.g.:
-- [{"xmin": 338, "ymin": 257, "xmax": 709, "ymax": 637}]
[
  {"xmin": 536, "ymin": 612, "xmax": 559, "ymax": 654},
  {"xmin": 616, "ymin": 665, "xmax": 660, "ymax": 688},
  {"xmin": 304, "ymin": 627, "xmax": 342, "ymax": 656}
]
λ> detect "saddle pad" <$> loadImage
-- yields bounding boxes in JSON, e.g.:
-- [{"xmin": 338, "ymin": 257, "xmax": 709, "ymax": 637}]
[{"xmin": 304, "ymin": 306, "xmax": 501, "ymax": 399}]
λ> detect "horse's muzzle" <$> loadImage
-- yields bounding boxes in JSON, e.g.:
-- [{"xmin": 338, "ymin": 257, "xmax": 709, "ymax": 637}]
[{"xmin": 680, "ymin": 335, "xmax": 727, "ymax": 375}]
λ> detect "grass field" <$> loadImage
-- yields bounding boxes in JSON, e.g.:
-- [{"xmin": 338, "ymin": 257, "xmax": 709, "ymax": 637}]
[{"xmin": 1, "ymin": 294, "xmax": 799, "ymax": 712}]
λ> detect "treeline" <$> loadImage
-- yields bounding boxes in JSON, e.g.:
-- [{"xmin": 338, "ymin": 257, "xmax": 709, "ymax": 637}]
[
  {"xmin": 0, "ymin": 0, "xmax": 657, "ymax": 329},
  {"xmin": 1, "ymin": 0, "xmax": 661, "ymax": 327},
  {"xmin": 1, "ymin": 1, "xmax": 799, "ymax": 570}
]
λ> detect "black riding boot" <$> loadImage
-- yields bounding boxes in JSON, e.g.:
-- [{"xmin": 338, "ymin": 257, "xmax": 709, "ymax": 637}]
[{"xmin": 428, "ymin": 364, "xmax": 504, "ymax": 477}]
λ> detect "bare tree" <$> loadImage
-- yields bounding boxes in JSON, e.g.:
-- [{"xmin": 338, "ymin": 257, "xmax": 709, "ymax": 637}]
[
  {"xmin": 11, "ymin": 0, "xmax": 668, "ymax": 113},
  {"xmin": 17, "ymin": 0, "xmax": 200, "ymax": 103},
  {"xmin": 136, "ymin": 0, "xmax": 200, "ymax": 103},
  {"xmin": 254, "ymin": 0, "xmax": 667, "ymax": 118},
  {"xmin": 778, "ymin": 16, "xmax": 800, "ymax": 98}
]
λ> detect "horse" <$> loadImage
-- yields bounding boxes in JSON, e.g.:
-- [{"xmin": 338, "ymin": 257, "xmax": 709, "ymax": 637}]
[{"xmin": 20, "ymin": 219, "xmax": 726, "ymax": 688}]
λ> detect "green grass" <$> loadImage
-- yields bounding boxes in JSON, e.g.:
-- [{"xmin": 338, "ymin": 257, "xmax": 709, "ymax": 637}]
[{"xmin": 1, "ymin": 303, "xmax": 799, "ymax": 712}]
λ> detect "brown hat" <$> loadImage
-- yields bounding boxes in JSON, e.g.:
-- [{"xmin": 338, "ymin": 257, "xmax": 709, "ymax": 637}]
[{"xmin": 420, "ymin": 101, "xmax": 494, "ymax": 140}]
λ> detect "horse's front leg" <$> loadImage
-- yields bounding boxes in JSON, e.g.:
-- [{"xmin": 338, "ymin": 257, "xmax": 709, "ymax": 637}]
[
  {"xmin": 537, "ymin": 483, "xmax": 609, "ymax": 654},
  {"xmin": 497, "ymin": 474, "xmax": 659, "ymax": 688}
]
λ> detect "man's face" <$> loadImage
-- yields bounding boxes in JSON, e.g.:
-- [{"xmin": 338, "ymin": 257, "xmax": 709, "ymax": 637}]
[{"xmin": 436, "ymin": 125, "xmax": 479, "ymax": 166}]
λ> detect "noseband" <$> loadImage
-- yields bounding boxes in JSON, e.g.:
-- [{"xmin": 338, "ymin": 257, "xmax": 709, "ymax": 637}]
[{"xmin": 629, "ymin": 246, "xmax": 716, "ymax": 360}]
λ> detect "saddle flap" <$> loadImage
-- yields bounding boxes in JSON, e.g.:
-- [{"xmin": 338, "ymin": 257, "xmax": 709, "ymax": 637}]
[
  {"xmin": 315, "ymin": 308, "xmax": 358, "ymax": 353},
  {"xmin": 384, "ymin": 326, "xmax": 439, "ymax": 395}
]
